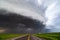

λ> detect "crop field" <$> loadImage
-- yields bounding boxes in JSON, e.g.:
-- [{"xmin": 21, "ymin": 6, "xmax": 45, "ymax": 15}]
[
  {"xmin": 0, "ymin": 34, "xmax": 24, "ymax": 40},
  {"xmin": 33, "ymin": 32, "xmax": 60, "ymax": 40}
]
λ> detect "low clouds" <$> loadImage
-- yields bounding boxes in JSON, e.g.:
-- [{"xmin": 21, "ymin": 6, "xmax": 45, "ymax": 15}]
[
  {"xmin": 0, "ymin": 0, "xmax": 60, "ymax": 33},
  {"xmin": 0, "ymin": 0, "xmax": 45, "ymax": 23},
  {"xmin": 0, "ymin": 0, "xmax": 46, "ymax": 33},
  {"xmin": 37, "ymin": 0, "xmax": 60, "ymax": 32},
  {"xmin": 0, "ymin": 10, "xmax": 45, "ymax": 33}
]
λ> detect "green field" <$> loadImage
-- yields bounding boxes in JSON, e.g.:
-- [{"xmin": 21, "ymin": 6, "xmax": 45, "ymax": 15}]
[
  {"xmin": 34, "ymin": 32, "xmax": 60, "ymax": 40},
  {"xmin": 0, "ymin": 33, "xmax": 60, "ymax": 40},
  {"xmin": 0, "ymin": 34, "xmax": 24, "ymax": 40}
]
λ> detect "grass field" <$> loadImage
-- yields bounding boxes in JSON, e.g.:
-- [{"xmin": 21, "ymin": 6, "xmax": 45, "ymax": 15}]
[
  {"xmin": 0, "ymin": 33, "xmax": 60, "ymax": 40},
  {"xmin": 33, "ymin": 32, "xmax": 60, "ymax": 40},
  {"xmin": 0, "ymin": 34, "xmax": 24, "ymax": 40}
]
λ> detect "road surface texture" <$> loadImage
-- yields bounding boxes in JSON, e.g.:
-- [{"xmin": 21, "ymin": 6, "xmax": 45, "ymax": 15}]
[
  {"xmin": 15, "ymin": 35, "xmax": 28, "ymax": 40},
  {"xmin": 11, "ymin": 35, "xmax": 46, "ymax": 40},
  {"xmin": 30, "ymin": 36, "xmax": 46, "ymax": 40}
]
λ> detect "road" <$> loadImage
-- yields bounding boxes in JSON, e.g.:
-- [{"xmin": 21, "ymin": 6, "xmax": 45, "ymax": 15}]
[
  {"xmin": 30, "ymin": 36, "xmax": 45, "ymax": 40},
  {"xmin": 15, "ymin": 35, "xmax": 28, "ymax": 40},
  {"xmin": 11, "ymin": 35, "xmax": 45, "ymax": 40}
]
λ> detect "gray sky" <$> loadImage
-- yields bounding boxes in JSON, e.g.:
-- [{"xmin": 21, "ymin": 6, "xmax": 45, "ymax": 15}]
[
  {"xmin": 43, "ymin": 0, "xmax": 60, "ymax": 32},
  {"xmin": 0, "ymin": 0, "xmax": 46, "ymax": 33},
  {"xmin": 0, "ymin": 0, "xmax": 46, "ymax": 23},
  {"xmin": 0, "ymin": 0, "xmax": 60, "ymax": 32}
]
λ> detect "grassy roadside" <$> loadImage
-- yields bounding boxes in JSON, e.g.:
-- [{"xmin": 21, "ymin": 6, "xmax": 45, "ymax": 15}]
[
  {"xmin": 33, "ymin": 32, "xmax": 60, "ymax": 40},
  {"xmin": 0, "ymin": 34, "xmax": 25, "ymax": 40}
]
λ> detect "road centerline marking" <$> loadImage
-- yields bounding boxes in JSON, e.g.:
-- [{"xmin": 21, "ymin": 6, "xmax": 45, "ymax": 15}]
[{"xmin": 28, "ymin": 34, "xmax": 30, "ymax": 40}]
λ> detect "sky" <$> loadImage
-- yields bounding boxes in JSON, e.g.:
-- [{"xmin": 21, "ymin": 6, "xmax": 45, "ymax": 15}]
[
  {"xmin": 0, "ymin": 0, "xmax": 45, "ymax": 33},
  {"xmin": 42, "ymin": 0, "xmax": 60, "ymax": 32},
  {"xmin": 0, "ymin": 0, "xmax": 46, "ymax": 23},
  {"xmin": 0, "ymin": 0, "xmax": 60, "ymax": 32},
  {"xmin": 43, "ymin": 0, "xmax": 60, "ymax": 31}
]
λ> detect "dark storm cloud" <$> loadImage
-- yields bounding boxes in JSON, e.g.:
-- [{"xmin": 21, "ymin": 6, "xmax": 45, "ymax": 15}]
[
  {"xmin": 0, "ymin": 9, "xmax": 45, "ymax": 33},
  {"xmin": 0, "ymin": 0, "xmax": 46, "ymax": 33}
]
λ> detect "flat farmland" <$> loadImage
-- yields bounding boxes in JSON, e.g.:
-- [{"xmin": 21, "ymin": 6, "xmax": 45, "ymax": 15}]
[{"xmin": 33, "ymin": 32, "xmax": 60, "ymax": 40}]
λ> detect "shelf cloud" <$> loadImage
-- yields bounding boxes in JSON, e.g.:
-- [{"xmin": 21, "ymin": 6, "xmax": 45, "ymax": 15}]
[{"xmin": 0, "ymin": 0, "xmax": 45, "ymax": 33}]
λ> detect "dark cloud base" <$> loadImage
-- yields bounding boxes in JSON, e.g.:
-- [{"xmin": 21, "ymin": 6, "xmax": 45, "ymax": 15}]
[{"xmin": 0, "ymin": 9, "xmax": 45, "ymax": 34}]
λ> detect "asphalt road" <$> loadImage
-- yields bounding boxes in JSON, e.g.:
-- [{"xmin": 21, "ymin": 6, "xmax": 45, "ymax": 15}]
[
  {"xmin": 12, "ymin": 35, "xmax": 45, "ymax": 40},
  {"xmin": 15, "ymin": 35, "xmax": 28, "ymax": 40},
  {"xmin": 30, "ymin": 36, "xmax": 45, "ymax": 40}
]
